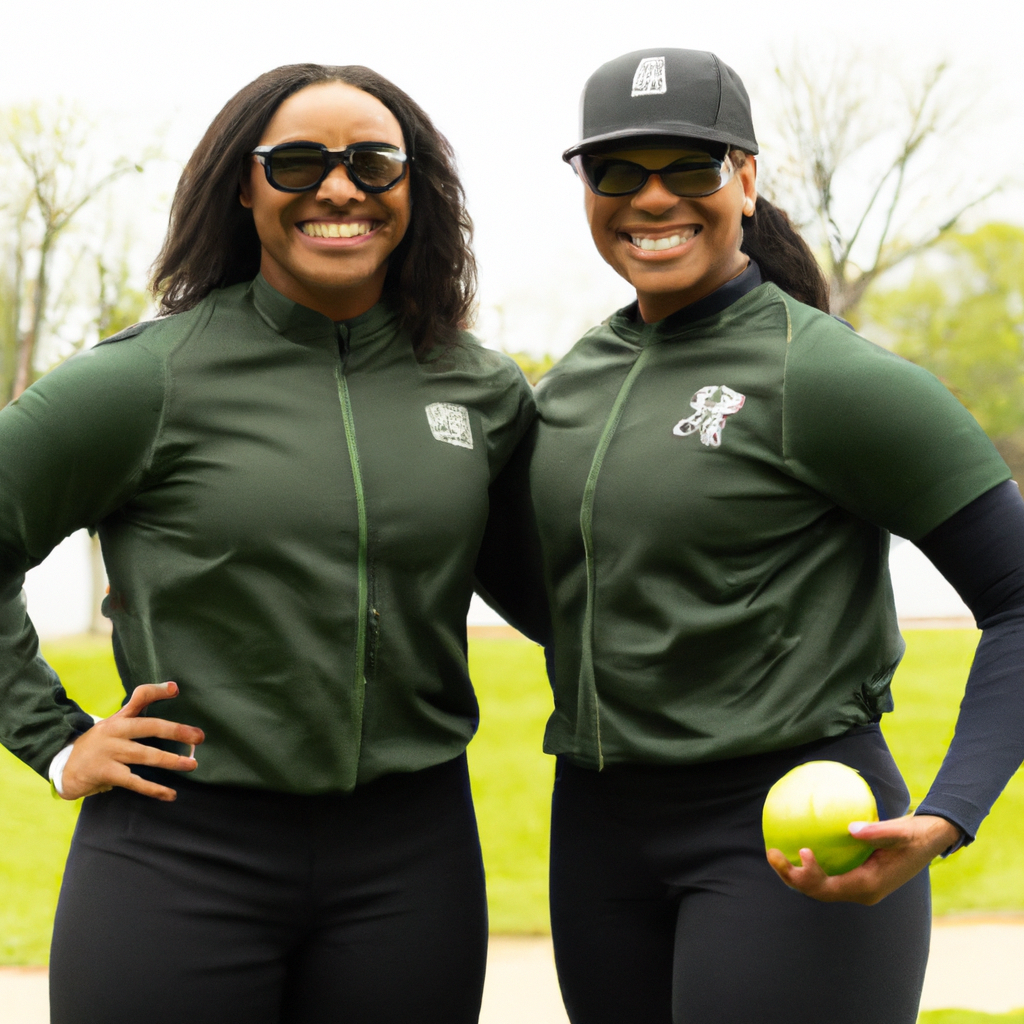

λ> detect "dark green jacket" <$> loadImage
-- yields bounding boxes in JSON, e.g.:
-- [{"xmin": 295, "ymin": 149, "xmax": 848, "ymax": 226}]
[
  {"xmin": 0, "ymin": 276, "xmax": 534, "ymax": 792},
  {"xmin": 529, "ymin": 282, "xmax": 1009, "ymax": 769}
]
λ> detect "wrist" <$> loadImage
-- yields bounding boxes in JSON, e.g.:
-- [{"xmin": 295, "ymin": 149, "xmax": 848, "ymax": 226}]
[
  {"xmin": 917, "ymin": 813, "xmax": 964, "ymax": 856},
  {"xmin": 48, "ymin": 715, "xmax": 104, "ymax": 800}
]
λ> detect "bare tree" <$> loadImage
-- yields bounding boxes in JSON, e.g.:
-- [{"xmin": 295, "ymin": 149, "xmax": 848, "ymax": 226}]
[
  {"xmin": 0, "ymin": 189, "xmax": 33, "ymax": 396},
  {"xmin": 87, "ymin": 242, "xmax": 151, "ymax": 635},
  {"xmin": 765, "ymin": 52, "xmax": 1003, "ymax": 318},
  {"xmin": 0, "ymin": 102, "xmax": 144, "ymax": 400},
  {"xmin": 1, "ymin": 104, "xmax": 156, "ymax": 636}
]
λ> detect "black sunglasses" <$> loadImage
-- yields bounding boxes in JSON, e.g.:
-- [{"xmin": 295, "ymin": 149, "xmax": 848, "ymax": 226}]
[
  {"xmin": 571, "ymin": 152, "xmax": 734, "ymax": 198},
  {"xmin": 251, "ymin": 141, "xmax": 409, "ymax": 194}
]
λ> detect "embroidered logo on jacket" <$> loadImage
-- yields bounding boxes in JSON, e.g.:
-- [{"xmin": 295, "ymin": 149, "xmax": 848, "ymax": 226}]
[
  {"xmin": 631, "ymin": 57, "xmax": 667, "ymax": 97},
  {"xmin": 426, "ymin": 403, "xmax": 474, "ymax": 450},
  {"xmin": 672, "ymin": 385, "xmax": 746, "ymax": 447}
]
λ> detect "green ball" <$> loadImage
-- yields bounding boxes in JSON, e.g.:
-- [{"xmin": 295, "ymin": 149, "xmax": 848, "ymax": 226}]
[{"xmin": 762, "ymin": 760, "xmax": 879, "ymax": 876}]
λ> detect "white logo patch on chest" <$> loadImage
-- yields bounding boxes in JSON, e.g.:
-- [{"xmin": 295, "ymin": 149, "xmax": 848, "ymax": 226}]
[
  {"xmin": 426, "ymin": 402, "xmax": 474, "ymax": 450},
  {"xmin": 672, "ymin": 385, "xmax": 746, "ymax": 448},
  {"xmin": 631, "ymin": 57, "xmax": 667, "ymax": 97}
]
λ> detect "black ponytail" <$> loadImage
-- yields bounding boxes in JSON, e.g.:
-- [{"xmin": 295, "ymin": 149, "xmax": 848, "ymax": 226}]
[{"xmin": 732, "ymin": 152, "xmax": 831, "ymax": 313}]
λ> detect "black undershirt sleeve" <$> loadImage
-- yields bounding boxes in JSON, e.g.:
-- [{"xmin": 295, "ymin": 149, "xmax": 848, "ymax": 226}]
[{"xmin": 910, "ymin": 478, "xmax": 1024, "ymax": 846}]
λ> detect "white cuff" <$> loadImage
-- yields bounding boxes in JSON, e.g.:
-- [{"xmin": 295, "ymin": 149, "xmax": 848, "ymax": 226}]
[
  {"xmin": 48, "ymin": 715, "xmax": 104, "ymax": 798},
  {"xmin": 47, "ymin": 743, "xmax": 75, "ymax": 797}
]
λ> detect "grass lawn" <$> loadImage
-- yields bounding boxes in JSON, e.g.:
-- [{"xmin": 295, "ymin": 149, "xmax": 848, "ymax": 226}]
[
  {"xmin": 1, "ymin": 629, "xmax": 1023, "ymax": 964},
  {"xmin": 0, "ymin": 638, "xmax": 126, "ymax": 964},
  {"xmin": 470, "ymin": 627, "xmax": 1024, "ymax": 930},
  {"xmin": 919, "ymin": 1014, "xmax": 1024, "ymax": 1023},
  {"xmin": 468, "ymin": 636, "xmax": 553, "ymax": 932},
  {"xmin": 882, "ymin": 630, "xmax": 1024, "ymax": 917}
]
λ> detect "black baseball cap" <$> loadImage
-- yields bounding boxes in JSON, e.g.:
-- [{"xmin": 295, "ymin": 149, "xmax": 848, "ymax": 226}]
[{"xmin": 563, "ymin": 49, "xmax": 758, "ymax": 161}]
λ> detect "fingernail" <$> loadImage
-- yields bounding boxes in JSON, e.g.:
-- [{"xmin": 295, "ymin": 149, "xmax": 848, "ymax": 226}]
[{"xmin": 849, "ymin": 822, "xmax": 870, "ymax": 834}]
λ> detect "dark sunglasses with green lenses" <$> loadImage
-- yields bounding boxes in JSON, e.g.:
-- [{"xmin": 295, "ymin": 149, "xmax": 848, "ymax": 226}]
[
  {"xmin": 571, "ymin": 151, "xmax": 734, "ymax": 198},
  {"xmin": 252, "ymin": 141, "xmax": 408, "ymax": 194}
]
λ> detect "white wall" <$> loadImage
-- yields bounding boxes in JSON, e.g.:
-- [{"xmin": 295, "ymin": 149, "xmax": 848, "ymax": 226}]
[
  {"xmin": 888, "ymin": 536, "xmax": 972, "ymax": 622},
  {"xmin": 23, "ymin": 530, "xmax": 96, "ymax": 639}
]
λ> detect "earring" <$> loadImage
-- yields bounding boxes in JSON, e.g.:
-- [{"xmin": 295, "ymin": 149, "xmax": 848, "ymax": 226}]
[{"xmin": 743, "ymin": 198, "xmax": 755, "ymax": 216}]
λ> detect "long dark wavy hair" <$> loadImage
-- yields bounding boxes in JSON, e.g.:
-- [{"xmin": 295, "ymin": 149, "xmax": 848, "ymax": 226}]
[
  {"xmin": 151, "ymin": 64, "xmax": 476, "ymax": 354},
  {"xmin": 731, "ymin": 151, "xmax": 830, "ymax": 313}
]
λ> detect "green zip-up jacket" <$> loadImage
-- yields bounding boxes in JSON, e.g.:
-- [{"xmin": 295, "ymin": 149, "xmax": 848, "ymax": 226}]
[
  {"xmin": 530, "ymin": 280, "xmax": 1009, "ymax": 770},
  {"xmin": 0, "ymin": 275, "xmax": 534, "ymax": 792}
]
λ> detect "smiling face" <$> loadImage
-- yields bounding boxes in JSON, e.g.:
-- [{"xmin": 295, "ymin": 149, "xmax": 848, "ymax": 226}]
[
  {"xmin": 583, "ymin": 144, "xmax": 757, "ymax": 323},
  {"xmin": 239, "ymin": 81, "xmax": 411, "ymax": 321}
]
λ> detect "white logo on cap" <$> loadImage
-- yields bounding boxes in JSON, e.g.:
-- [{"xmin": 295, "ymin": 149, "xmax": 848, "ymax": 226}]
[{"xmin": 631, "ymin": 57, "xmax": 667, "ymax": 97}]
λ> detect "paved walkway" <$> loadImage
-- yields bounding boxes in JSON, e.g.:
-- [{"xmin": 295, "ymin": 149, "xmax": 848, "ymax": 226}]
[{"xmin": 4, "ymin": 920, "xmax": 1023, "ymax": 1023}]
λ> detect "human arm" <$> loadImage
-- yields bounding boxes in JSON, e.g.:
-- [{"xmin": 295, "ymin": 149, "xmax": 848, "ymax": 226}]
[
  {"xmin": 767, "ymin": 304, "xmax": 1020, "ymax": 901},
  {"xmin": 474, "ymin": 427, "xmax": 552, "ymax": 646},
  {"xmin": 0, "ymin": 330, "xmax": 203, "ymax": 795},
  {"xmin": 471, "ymin": 355, "xmax": 552, "ymax": 646},
  {"xmin": 768, "ymin": 479, "xmax": 1024, "ymax": 902},
  {"xmin": 766, "ymin": 814, "xmax": 959, "ymax": 904},
  {"xmin": 58, "ymin": 682, "xmax": 204, "ymax": 801}
]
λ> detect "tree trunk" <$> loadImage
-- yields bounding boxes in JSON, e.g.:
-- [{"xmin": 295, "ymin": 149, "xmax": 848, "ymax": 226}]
[
  {"xmin": 3, "ymin": 217, "xmax": 28, "ymax": 404},
  {"xmin": 12, "ymin": 238, "xmax": 51, "ymax": 401},
  {"xmin": 89, "ymin": 531, "xmax": 110, "ymax": 635}
]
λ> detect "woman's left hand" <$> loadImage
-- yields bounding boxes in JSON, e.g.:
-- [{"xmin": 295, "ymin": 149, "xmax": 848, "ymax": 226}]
[{"xmin": 765, "ymin": 814, "xmax": 962, "ymax": 905}]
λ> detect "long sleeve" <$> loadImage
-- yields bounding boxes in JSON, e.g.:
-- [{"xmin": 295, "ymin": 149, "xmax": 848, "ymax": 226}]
[
  {"xmin": 911, "ymin": 479, "xmax": 1024, "ymax": 843},
  {"xmin": 474, "ymin": 427, "xmax": 552, "ymax": 646},
  {"xmin": 0, "ymin": 334, "xmax": 164, "ymax": 775}
]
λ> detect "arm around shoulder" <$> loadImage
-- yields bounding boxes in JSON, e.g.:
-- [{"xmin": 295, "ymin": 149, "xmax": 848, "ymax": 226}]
[{"xmin": 475, "ymin": 425, "xmax": 552, "ymax": 646}]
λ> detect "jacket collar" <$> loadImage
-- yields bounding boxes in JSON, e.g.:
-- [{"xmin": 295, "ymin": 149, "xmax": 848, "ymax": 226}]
[
  {"xmin": 610, "ymin": 260, "xmax": 765, "ymax": 345},
  {"xmin": 248, "ymin": 274, "xmax": 402, "ymax": 349}
]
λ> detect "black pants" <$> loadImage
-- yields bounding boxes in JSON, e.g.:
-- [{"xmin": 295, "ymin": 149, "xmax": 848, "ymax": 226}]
[
  {"xmin": 50, "ymin": 754, "xmax": 487, "ymax": 1024},
  {"xmin": 550, "ymin": 725, "xmax": 931, "ymax": 1024}
]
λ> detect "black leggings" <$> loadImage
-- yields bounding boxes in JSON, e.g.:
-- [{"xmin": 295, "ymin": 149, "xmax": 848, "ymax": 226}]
[
  {"xmin": 550, "ymin": 725, "xmax": 931, "ymax": 1024},
  {"xmin": 50, "ymin": 754, "xmax": 487, "ymax": 1024}
]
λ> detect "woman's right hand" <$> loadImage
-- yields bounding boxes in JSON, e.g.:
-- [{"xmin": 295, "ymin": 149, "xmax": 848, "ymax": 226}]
[{"xmin": 61, "ymin": 682, "xmax": 205, "ymax": 802}]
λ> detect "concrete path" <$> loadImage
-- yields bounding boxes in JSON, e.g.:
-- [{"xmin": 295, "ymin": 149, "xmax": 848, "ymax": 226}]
[
  {"xmin": 3, "ymin": 920, "xmax": 1023, "ymax": 1023},
  {"xmin": 483, "ymin": 921, "xmax": 1024, "ymax": 1022},
  {"xmin": 922, "ymin": 918, "xmax": 1024, "ymax": 1014},
  {"xmin": 0, "ymin": 966, "xmax": 48, "ymax": 1024}
]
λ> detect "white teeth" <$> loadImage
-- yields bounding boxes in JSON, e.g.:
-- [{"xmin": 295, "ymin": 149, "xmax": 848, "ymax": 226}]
[
  {"xmin": 300, "ymin": 221, "xmax": 373, "ymax": 238},
  {"xmin": 630, "ymin": 229, "xmax": 696, "ymax": 251}
]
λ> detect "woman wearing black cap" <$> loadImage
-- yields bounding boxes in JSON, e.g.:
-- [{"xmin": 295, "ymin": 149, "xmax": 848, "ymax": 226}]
[
  {"xmin": 0, "ymin": 64, "xmax": 535, "ymax": 1024},
  {"xmin": 525, "ymin": 48, "xmax": 1024, "ymax": 1024}
]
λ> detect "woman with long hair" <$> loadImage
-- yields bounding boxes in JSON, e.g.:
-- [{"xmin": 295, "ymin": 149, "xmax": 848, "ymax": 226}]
[
  {"xmin": 0, "ymin": 63, "xmax": 533, "ymax": 1024},
  {"xmin": 526, "ymin": 48, "xmax": 1024, "ymax": 1024}
]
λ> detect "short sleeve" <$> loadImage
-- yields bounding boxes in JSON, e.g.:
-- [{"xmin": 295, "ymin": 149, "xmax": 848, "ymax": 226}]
[{"xmin": 782, "ymin": 311, "xmax": 1010, "ymax": 541}]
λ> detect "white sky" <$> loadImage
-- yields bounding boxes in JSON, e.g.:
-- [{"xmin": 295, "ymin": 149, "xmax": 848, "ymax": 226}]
[
  {"xmin": 9, "ymin": 0, "xmax": 1009, "ymax": 633},
  {"xmin": 2, "ymin": 0, "xmax": 1021, "ymax": 355}
]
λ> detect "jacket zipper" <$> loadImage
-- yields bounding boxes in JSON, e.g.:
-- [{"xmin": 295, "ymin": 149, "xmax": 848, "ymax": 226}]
[
  {"xmin": 335, "ymin": 329, "xmax": 370, "ymax": 719},
  {"xmin": 577, "ymin": 343, "xmax": 653, "ymax": 769}
]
